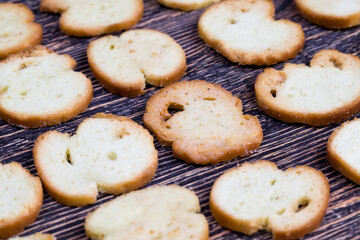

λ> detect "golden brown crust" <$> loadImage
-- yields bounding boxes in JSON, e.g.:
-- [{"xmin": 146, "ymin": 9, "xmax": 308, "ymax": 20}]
[
  {"xmin": 0, "ymin": 3, "xmax": 42, "ymax": 59},
  {"xmin": 0, "ymin": 162, "xmax": 43, "ymax": 239},
  {"xmin": 255, "ymin": 49, "xmax": 360, "ymax": 126},
  {"xmin": 33, "ymin": 113, "xmax": 158, "ymax": 206},
  {"xmin": 327, "ymin": 119, "xmax": 360, "ymax": 185},
  {"xmin": 40, "ymin": 0, "xmax": 143, "ymax": 37},
  {"xmin": 198, "ymin": 0, "xmax": 305, "ymax": 66},
  {"xmin": 295, "ymin": 0, "xmax": 360, "ymax": 29},
  {"xmin": 143, "ymin": 80, "xmax": 263, "ymax": 164},
  {"xmin": 210, "ymin": 160, "xmax": 329, "ymax": 239},
  {"xmin": 0, "ymin": 45, "xmax": 93, "ymax": 128},
  {"xmin": 157, "ymin": 0, "xmax": 219, "ymax": 11},
  {"xmin": 87, "ymin": 30, "xmax": 187, "ymax": 97}
]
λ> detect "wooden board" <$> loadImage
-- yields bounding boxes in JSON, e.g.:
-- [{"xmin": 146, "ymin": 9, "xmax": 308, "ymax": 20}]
[{"xmin": 1, "ymin": 0, "xmax": 359, "ymax": 239}]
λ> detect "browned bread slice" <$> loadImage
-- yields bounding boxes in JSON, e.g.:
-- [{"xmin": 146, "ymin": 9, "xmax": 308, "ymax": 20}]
[
  {"xmin": 87, "ymin": 29, "xmax": 186, "ymax": 97},
  {"xmin": 157, "ymin": 0, "xmax": 220, "ymax": 11},
  {"xmin": 327, "ymin": 118, "xmax": 360, "ymax": 185},
  {"xmin": 295, "ymin": 0, "xmax": 360, "ymax": 29},
  {"xmin": 85, "ymin": 185, "xmax": 209, "ymax": 240},
  {"xmin": 0, "ymin": 3, "xmax": 42, "ymax": 59},
  {"xmin": 255, "ymin": 49, "xmax": 360, "ymax": 126},
  {"xmin": 0, "ymin": 45, "xmax": 93, "ymax": 128},
  {"xmin": 143, "ymin": 80, "xmax": 263, "ymax": 165},
  {"xmin": 9, "ymin": 233, "xmax": 56, "ymax": 240},
  {"xmin": 33, "ymin": 113, "xmax": 158, "ymax": 206},
  {"xmin": 198, "ymin": 0, "xmax": 304, "ymax": 66},
  {"xmin": 40, "ymin": 0, "xmax": 143, "ymax": 37},
  {"xmin": 0, "ymin": 162, "xmax": 43, "ymax": 239},
  {"xmin": 210, "ymin": 160, "xmax": 330, "ymax": 239}
]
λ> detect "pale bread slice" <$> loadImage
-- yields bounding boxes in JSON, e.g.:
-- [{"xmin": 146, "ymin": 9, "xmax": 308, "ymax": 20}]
[
  {"xmin": 87, "ymin": 29, "xmax": 186, "ymax": 97},
  {"xmin": 85, "ymin": 185, "xmax": 209, "ymax": 240},
  {"xmin": 327, "ymin": 118, "xmax": 360, "ymax": 185},
  {"xmin": 0, "ymin": 45, "xmax": 93, "ymax": 128},
  {"xmin": 40, "ymin": 0, "xmax": 143, "ymax": 37},
  {"xmin": 255, "ymin": 49, "xmax": 360, "ymax": 126},
  {"xmin": 9, "ymin": 233, "xmax": 56, "ymax": 240},
  {"xmin": 0, "ymin": 162, "xmax": 43, "ymax": 239},
  {"xmin": 143, "ymin": 80, "xmax": 263, "ymax": 165},
  {"xmin": 198, "ymin": 0, "xmax": 304, "ymax": 66},
  {"xmin": 210, "ymin": 160, "xmax": 329, "ymax": 239},
  {"xmin": 0, "ymin": 3, "xmax": 42, "ymax": 59},
  {"xmin": 157, "ymin": 0, "xmax": 220, "ymax": 11},
  {"xmin": 295, "ymin": 0, "xmax": 360, "ymax": 29},
  {"xmin": 33, "ymin": 113, "xmax": 158, "ymax": 206}
]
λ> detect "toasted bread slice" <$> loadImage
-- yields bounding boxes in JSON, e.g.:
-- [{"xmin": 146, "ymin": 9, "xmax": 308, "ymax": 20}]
[
  {"xmin": 255, "ymin": 49, "xmax": 360, "ymax": 126},
  {"xmin": 40, "ymin": 0, "xmax": 143, "ymax": 37},
  {"xmin": 9, "ymin": 233, "xmax": 56, "ymax": 240},
  {"xmin": 295, "ymin": 0, "xmax": 360, "ymax": 29},
  {"xmin": 33, "ymin": 113, "xmax": 158, "ymax": 206},
  {"xmin": 327, "ymin": 118, "xmax": 360, "ymax": 185},
  {"xmin": 157, "ymin": 0, "xmax": 220, "ymax": 11},
  {"xmin": 0, "ymin": 162, "xmax": 43, "ymax": 239},
  {"xmin": 85, "ymin": 185, "xmax": 209, "ymax": 240},
  {"xmin": 0, "ymin": 3, "xmax": 42, "ymax": 59},
  {"xmin": 87, "ymin": 29, "xmax": 186, "ymax": 97},
  {"xmin": 0, "ymin": 46, "xmax": 92, "ymax": 128},
  {"xmin": 198, "ymin": 0, "xmax": 304, "ymax": 65},
  {"xmin": 210, "ymin": 160, "xmax": 329, "ymax": 239},
  {"xmin": 143, "ymin": 80, "xmax": 263, "ymax": 164}
]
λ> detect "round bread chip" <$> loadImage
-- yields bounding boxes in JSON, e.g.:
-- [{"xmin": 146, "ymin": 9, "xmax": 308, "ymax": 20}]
[
  {"xmin": 157, "ymin": 0, "xmax": 220, "ymax": 11},
  {"xmin": 0, "ymin": 3, "xmax": 42, "ymax": 59},
  {"xmin": 87, "ymin": 29, "xmax": 186, "ymax": 97},
  {"xmin": 85, "ymin": 185, "xmax": 209, "ymax": 240},
  {"xmin": 40, "ymin": 0, "xmax": 143, "ymax": 37},
  {"xmin": 295, "ymin": 0, "xmax": 360, "ymax": 29},
  {"xmin": 210, "ymin": 160, "xmax": 329, "ymax": 239},
  {"xmin": 0, "ymin": 162, "xmax": 43, "ymax": 239},
  {"xmin": 327, "ymin": 118, "xmax": 360, "ymax": 185},
  {"xmin": 0, "ymin": 45, "xmax": 93, "ymax": 128},
  {"xmin": 33, "ymin": 113, "xmax": 158, "ymax": 206},
  {"xmin": 198, "ymin": 0, "xmax": 304, "ymax": 66},
  {"xmin": 143, "ymin": 80, "xmax": 263, "ymax": 165},
  {"xmin": 255, "ymin": 49, "xmax": 360, "ymax": 126}
]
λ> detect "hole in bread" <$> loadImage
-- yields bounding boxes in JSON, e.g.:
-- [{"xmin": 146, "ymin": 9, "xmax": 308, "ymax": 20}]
[
  {"xmin": 203, "ymin": 97, "xmax": 216, "ymax": 101},
  {"xmin": 165, "ymin": 103, "xmax": 184, "ymax": 121},
  {"xmin": 65, "ymin": 149, "xmax": 72, "ymax": 165},
  {"xmin": 20, "ymin": 91, "xmax": 28, "ymax": 96},
  {"xmin": 330, "ymin": 57, "xmax": 343, "ymax": 70},
  {"xmin": 110, "ymin": 44, "xmax": 115, "ymax": 50},
  {"xmin": 277, "ymin": 208, "xmax": 285, "ymax": 215},
  {"xmin": 118, "ymin": 130, "xmax": 130, "ymax": 139},
  {"xmin": 0, "ymin": 86, "xmax": 8, "ymax": 94},
  {"xmin": 270, "ymin": 89, "xmax": 277, "ymax": 98},
  {"xmin": 270, "ymin": 179, "xmax": 277, "ymax": 185},
  {"xmin": 241, "ymin": 8, "xmax": 248, "ymax": 13},
  {"xmin": 107, "ymin": 151, "xmax": 117, "ymax": 160},
  {"xmin": 296, "ymin": 199, "xmax": 309, "ymax": 212},
  {"xmin": 230, "ymin": 19, "xmax": 237, "ymax": 24},
  {"xmin": 18, "ymin": 62, "xmax": 33, "ymax": 71}
]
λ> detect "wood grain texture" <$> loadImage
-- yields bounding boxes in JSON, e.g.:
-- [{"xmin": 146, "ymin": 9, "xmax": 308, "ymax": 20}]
[{"xmin": 0, "ymin": 0, "xmax": 359, "ymax": 239}]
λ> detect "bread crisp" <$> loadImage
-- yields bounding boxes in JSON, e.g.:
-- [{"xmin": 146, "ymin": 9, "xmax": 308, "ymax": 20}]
[
  {"xmin": 198, "ymin": 0, "xmax": 304, "ymax": 66},
  {"xmin": 255, "ymin": 49, "xmax": 360, "ymax": 126},
  {"xmin": 210, "ymin": 160, "xmax": 329, "ymax": 239},
  {"xmin": 0, "ymin": 162, "xmax": 43, "ymax": 239},
  {"xmin": 143, "ymin": 80, "xmax": 263, "ymax": 165},
  {"xmin": 0, "ymin": 45, "xmax": 93, "ymax": 128},
  {"xmin": 157, "ymin": 0, "xmax": 220, "ymax": 11},
  {"xmin": 85, "ymin": 185, "xmax": 209, "ymax": 240},
  {"xmin": 295, "ymin": 0, "xmax": 360, "ymax": 29},
  {"xmin": 40, "ymin": 0, "xmax": 143, "ymax": 37},
  {"xmin": 33, "ymin": 113, "xmax": 158, "ymax": 206},
  {"xmin": 87, "ymin": 29, "xmax": 186, "ymax": 97},
  {"xmin": 9, "ymin": 233, "xmax": 56, "ymax": 240},
  {"xmin": 0, "ymin": 3, "xmax": 42, "ymax": 59},
  {"xmin": 327, "ymin": 118, "xmax": 360, "ymax": 185}
]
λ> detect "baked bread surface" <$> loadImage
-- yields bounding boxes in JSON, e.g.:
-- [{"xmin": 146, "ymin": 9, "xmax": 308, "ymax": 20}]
[
  {"xmin": 198, "ymin": 0, "xmax": 304, "ymax": 65},
  {"xmin": 157, "ymin": 0, "xmax": 220, "ymax": 11},
  {"xmin": 0, "ymin": 3, "xmax": 42, "ymax": 59},
  {"xmin": 210, "ymin": 160, "xmax": 330, "ymax": 239},
  {"xmin": 0, "ymin": 162, "xmax": 43, "ymax": 239},
  {"xmin": 295, "ymin": 0, "xmax": 360, "ymax": 29},
  {"xmin": 87, "ymin": 29, "xmax": 186, "ymax": 97},
  {"xmin": 9, "ymin": 233, "xmax": 56, "ymax": 240},
  {"xmin": 33, "ymin": 113, "xmax": 158, "ymax": 206},
  {"xmin": 143, "ymin": 80, "xmax": 263, "ymax": 164},
  {"xmin": 327, "ymin": 118, "xmax": 360, "ymax": 185},
  {"xmin": 255, "ymin": 49, "xmax": 360, "ymax": 126},
  {"xmin": 85, "ymin": 185, "xmax": 209, "ymax": 240},
  {"xmin": 40, "ymin": 0, "xmax": 143, "ymax": 36},
  {"xmin": 0, "ymin": 45, "xmax": 93, "ymax": 128}
]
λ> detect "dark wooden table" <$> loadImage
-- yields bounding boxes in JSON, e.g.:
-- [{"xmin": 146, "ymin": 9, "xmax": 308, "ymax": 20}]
[{"xmin": 1, "ymin": 0, "xmax": 359, "ymax": 239}]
